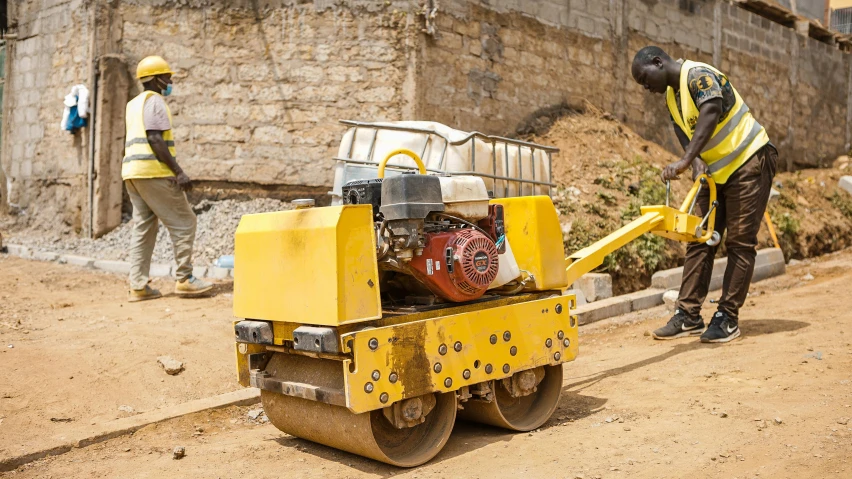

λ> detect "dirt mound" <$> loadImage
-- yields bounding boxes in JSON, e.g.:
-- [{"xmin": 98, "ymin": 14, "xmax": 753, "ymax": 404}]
[
  {"xmin": 527, "ymin": 108, "xmax": 852, "ymax": 294},
  {"xmin": 527, "ymin": 108, "xmax": 696, "ymax": 294},
  {"xmin": 768, "ymin": 160, "xmax": 852, "ymax": 260}
]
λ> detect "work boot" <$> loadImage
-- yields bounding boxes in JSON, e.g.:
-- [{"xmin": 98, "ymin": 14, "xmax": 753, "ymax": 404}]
[
  {"xmin": 129, "ymin": 284, "xmax": 163, "ymax": 303},
  {"xmin": 652, "ymin": 309, "xmax": 705, "ymax": 340},
  {"xmin": 175, "ymin": 275, "xmax": 214, "ymax": 296},
  {"xmin": 700, "ymin": 311, "xmax": 741, "ymax": 343}
]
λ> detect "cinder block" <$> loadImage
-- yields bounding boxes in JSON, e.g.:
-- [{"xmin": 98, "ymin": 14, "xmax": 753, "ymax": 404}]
[
  {"xmin": 563, "ymin": 288, "xmax": 587, "ymax": 306},
  {"xmin": 6, "ymin": 244, "xmax": 30, "ymax": 258},
  {"xmin": 573, "ymin": 273, "xmax": 612, "ymax": 302},
  {"xmin": 93, "ymin": 260, "xmax": 131, "ymax": 275},
  {"xmin": 149, "ymin": 263, "xmax": 173, "ymax": 278},
  {"xmin": 59, "ymin": 255, "xmax": 95, "ymax": 268},
  {"xmin": 208, "ymin": 267, "xmax": 232, "ymax": 280},
  {"xmin": 839, "ymin": 176, "xmax": 852, "ymax": 195},
  {"xmin": 652, "ymin": 248, "xmax": 785, "ymax": 291},
  {"xmin": 624, "ymin": 289, "xmax": 665, "ymax": 311},
  {"xmin": 574, "ymin": 295, "xmax": 631, "ymax": 325},
  {"xmin": 32, "ymin": 251, "xmax": 59, "ymax": 262},
  {"xmin": 192, "ymin": 266, "xmax": 208, "ymax": 279}
]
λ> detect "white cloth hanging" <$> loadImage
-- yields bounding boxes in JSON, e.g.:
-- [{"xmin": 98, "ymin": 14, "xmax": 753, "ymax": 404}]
[{"xmin": 60, "ymin": 84, "xmax": 90, "ymax": 131}]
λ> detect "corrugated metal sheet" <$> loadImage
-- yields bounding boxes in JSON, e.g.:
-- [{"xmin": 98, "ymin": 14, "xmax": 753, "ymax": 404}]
[{"xmin": 832, "ymin": 6, "xmax": 852, "ymax": 33}]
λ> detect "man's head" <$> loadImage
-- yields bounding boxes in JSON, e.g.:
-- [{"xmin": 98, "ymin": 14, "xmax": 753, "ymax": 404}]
[
  {"xmin": 631, "ymin": 46, "xmax": 673, "ymax": 94},
  {"xmin": 136, "ymin": 56, "xmax": 174, "ymax": 96}
]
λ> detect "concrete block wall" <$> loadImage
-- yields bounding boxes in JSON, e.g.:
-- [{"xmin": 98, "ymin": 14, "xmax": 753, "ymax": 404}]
[
  {"xmin": 117, "ymin": 1, "xmax": 416, "ymax": 189},
  {"xmin": 428, "ymin": 0, "xmax": 852, "ymax": 172},
  {"xmin": 2, "ymin": 0, "xmax": 92, "ymax": 232},
  {"xmin": 3, "ymin": 0, "xmax": 852, "ymax": 236}
]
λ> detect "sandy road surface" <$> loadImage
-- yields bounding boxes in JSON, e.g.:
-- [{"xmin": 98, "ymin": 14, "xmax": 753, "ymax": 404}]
[
  {"xmin": 0, "ymin": 256, "xmax": 237, "ymax": 460},
  {"xmin": 2, "ymin": 250, "xmax": 851, "ymax": 478}
]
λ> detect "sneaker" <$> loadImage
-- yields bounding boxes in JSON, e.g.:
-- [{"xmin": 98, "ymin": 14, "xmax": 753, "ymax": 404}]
[
  {"xmin": 129, "ymin": 285, "xmax": 162, "ymax": 303},
  {"xmin": 700, "ymin": 311, "xmax": 741, "ymax": 343},
  {"xmin": 652, "ymin": 309, "xmax": 705, "ymax": 340},
  {"xmin": 175, "ymin": 276, "xmax": 214, "ymax": 296}
]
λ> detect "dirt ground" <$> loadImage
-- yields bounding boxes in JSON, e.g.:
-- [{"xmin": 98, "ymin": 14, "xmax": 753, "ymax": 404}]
[
  {"xmin": 0, "ymin": 256, "xmax": 237, "ymax": 461},
  {"xmin": 2, "ymin": 249, "xmax": 851, "ymax": 478}
]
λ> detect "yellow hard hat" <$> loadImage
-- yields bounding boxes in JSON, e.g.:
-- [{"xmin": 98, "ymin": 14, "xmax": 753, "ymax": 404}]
[{"xmin": 136, "ymin": 56, "xmax": 174, "ymax": 80}]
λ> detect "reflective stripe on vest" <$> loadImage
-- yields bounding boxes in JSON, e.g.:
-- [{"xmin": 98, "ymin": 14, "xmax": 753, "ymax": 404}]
[
  {"xmin": 121, "ymin": 91, "xmax": 177, "ymax": 180},
  {"xmin": 665, "ymin": 60, "xmax": 769, "ymax": 184}
]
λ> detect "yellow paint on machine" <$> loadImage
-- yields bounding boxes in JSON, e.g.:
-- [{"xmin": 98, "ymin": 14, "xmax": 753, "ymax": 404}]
[
  {"xmin": 233, "ymin": 205, "xmax": 382, "ymax": 326},
  {"xmin": 492, "ymin": 196, "xmax": 569, "ymax": 290},
  {"xmin": 339, "ymin": 294, "xmax": 578, "ymax": 414}
]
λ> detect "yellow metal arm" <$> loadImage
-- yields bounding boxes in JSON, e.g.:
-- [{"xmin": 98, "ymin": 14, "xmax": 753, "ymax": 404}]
[{"xmin": 564, "ymin": 175, "xmax": 718, "ymax": 286}]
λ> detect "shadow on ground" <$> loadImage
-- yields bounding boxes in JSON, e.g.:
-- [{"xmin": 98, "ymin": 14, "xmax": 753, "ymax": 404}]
[{"xmin": 264, "ymin": 319, "xmax": 809, "ymax": 474}]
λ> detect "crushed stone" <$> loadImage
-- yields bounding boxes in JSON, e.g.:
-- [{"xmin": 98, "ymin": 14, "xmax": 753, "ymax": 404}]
[{"xmin": 7, "ymin": 198, "xmax": 294, "ymax": 267}]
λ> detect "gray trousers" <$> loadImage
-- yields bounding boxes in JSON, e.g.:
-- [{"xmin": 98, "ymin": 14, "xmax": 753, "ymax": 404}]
[{"xmin": 125, "ymin": 178, "xmax": 196, "ymax": 290}]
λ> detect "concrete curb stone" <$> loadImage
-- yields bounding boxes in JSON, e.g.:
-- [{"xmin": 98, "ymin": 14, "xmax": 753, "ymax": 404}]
[
  {"xmin": 32, "ymin": 251, "xmax": 59, "ymax": 262},
  {"xmin": 93, "ymin": 260, "xmax": 131, "ymax": 275},
  {"xmin": 581, "ymin": 248, "xmax": 786, "ymax": 325},
  {"xmin": 149, "ymin": 263, "xmax": 173, "ymax": 278},
  {"xmin": 840, "ymin": 176, "xmax": 852, "ymax": 195},
  {"xmin": 651, "ymin": 248, "xmax": 785, "ymax": 291},
  {"xmin": 208, "ymin": 266, "xmax": 232, "ymax": 280},
  {"xmin": 58, "ymin": 254, "xmax": 95, "ymax": 268}
]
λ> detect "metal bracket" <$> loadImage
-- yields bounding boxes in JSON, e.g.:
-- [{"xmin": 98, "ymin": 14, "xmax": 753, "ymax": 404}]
[
  {"xmin": 249, "ymin": 370, "xmax": 346, "ymax": 407},
  {"xmin": 235, "ymin": 320, "xmax": 274, "ymax": 345}
]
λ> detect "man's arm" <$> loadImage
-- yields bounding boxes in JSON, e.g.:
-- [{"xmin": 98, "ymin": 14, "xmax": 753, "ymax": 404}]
[
  {"xmin": 147, "ymin": 130, "xmax": 192, "ymax": 191},
  {"xmin": 661, "ymin": 98, "xmax": 721, "ymax": 181}
]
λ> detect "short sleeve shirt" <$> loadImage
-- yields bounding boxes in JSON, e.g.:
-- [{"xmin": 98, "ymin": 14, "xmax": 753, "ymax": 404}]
[
  {"xmin": 143, "ymin": 95, "xmax": 171, "ymax": 131},
  {"xmin": 670, "ymin": 60, "xmax": 737, "ymax": 148}
]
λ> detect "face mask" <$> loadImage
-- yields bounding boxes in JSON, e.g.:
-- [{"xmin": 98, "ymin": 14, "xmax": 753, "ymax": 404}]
[{"xmin": 161, "ymin": 84, "xmax": 173, "ymax": 97}]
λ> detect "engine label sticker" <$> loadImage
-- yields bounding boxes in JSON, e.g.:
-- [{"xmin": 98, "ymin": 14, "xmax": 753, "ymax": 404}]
[
  {"xmin": 426, "ymin": 258, "xmax": 434, "ymax": 275},
  {"xmin": 474, "ymin": 251, "xmax": 489, "ymax": 273},
  {"xmin": 436, "ymin": 261, "xmax": 441, "ymax": 271}
]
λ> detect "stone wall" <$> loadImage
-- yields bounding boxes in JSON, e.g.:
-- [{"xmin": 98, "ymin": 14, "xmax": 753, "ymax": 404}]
[
  {"xmin": 426, "ymin": 0, "xmax": 852, "ymax": 171},
  {"xmin": 2, "ymin": 0, "xmax": 851, "ymax": 235},
  {"xmin": 114, "ymin": 0, "xmax": 415, "ymax": 192},
  {"xmin": 2, "ymin": 0, "xmax": 92, "ymax": 232}
]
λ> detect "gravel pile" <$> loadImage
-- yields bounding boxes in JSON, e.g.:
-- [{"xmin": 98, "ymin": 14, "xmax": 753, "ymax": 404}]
[{"xmin": 8, "ymin": 198, "xmax": 294, "ymax": 266}]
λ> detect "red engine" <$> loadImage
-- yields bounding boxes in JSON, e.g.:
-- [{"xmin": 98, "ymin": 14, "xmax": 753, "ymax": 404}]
[{"xmin": 407, "ymin": 229, "xmax": 499, "ymax": 302}]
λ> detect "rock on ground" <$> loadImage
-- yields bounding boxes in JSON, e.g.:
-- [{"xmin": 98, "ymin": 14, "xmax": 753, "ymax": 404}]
[{"xmin": 157, "ymin": 356, "xmax": 185, "ymax": 376}]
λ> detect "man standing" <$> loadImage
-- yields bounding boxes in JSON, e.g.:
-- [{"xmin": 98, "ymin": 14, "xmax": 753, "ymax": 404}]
[
  {"xmin": 123, "ymin": 55, "xmax": 213, "ymax": 302},
  {"xmin": 631, "ymin": 46, "xmax": 777, "ymax": 343}
]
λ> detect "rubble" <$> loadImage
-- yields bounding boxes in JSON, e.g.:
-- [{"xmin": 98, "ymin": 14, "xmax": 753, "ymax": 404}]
[
  {"xmin": 173, "ymin": 446, "xmax": 185, "ymax": 460},
  {"xmin": 157, "ymin": 356, "xmax": 185, "ymax": 376},
  {"xmin": 7, "ymin": 198, "xmax": 294, "ymax": 268}
]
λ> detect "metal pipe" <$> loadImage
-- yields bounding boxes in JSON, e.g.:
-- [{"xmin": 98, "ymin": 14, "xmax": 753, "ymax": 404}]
[
  {"xmin": 338, "ymin": 120, "xmax": 560, "ymax": 152},
  {"xmin": 87, "ymin": 61, "xmax": 98, "ymax": 239},
  {"xmin": 332, "ymin": 158, "xmax": 557, "ymax": 187},
  {"xmin": 366, "ymin": 128, "xmax": 378, "ymax": 162},
  {"xmin": 695, "ymin": 200, "xmax": 719, "ymax": 237},
  {"xmin": 665, "ymin": 181, "xmax": 671, "ymax": 207},
  {"xmin": 503, "ymin": 143, "xmax": 509, "ymax": 198},
  {"xmin": 687, "ymin": 180, "xmax": 703, "ymax": 216}
]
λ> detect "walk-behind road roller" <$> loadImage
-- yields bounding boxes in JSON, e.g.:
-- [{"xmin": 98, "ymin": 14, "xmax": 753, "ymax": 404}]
[{"xmin": 232, "ymin": 147, "xmax": 718, "ymax": 467}]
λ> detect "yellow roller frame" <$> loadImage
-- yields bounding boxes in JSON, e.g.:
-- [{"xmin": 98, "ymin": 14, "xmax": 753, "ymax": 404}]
[
  {"xmin": 377, "ymin": 149, "xmax": 427, "ymax": 179},
  {"xmin": 339, "ymin": 294, "xmax": 578, "ymax": 414},
  {"xmin": 565, "ymin": 175, "xmax": 718, "ymax": 286}
]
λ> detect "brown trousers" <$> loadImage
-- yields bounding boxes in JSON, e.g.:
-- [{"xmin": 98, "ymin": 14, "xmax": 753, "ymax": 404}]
[{"xmin": 676, "ymin": 145, "xmax": 778, "ymax": 322}]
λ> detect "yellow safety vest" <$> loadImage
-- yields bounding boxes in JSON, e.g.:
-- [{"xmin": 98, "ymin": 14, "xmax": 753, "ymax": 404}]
[
  {"xmin": 666, "ymin": 60, "xmax": 769, "ymax": 184},
  {"xmin": 121, "ymin": 91, "xmax": 177, "ymax": 180}
]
